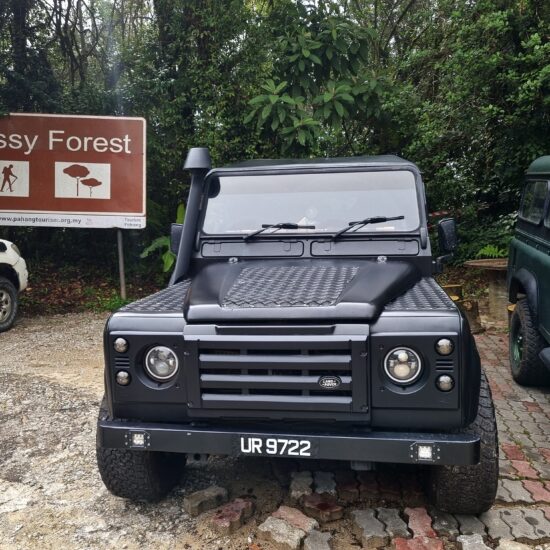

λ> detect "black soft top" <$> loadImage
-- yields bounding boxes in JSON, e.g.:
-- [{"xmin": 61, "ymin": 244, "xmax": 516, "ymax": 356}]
[{"xmin": 210, "ymin": 154, "xmax": 419, "ymax": 175}]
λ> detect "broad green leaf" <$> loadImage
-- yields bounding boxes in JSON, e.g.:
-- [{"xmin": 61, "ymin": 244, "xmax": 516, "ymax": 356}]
[
  {"xmin": 176, "ymin": 203, "xmax": 185, "ymax": 224},
  {"xmin": 261, "ymin": 104, "xmax": 272, "ymax": 120}
]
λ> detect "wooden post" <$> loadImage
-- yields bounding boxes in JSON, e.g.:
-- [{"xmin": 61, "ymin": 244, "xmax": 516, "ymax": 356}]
[{"xmin": 117, "ymin": 229, "xmax": 127, "ymax": 300}]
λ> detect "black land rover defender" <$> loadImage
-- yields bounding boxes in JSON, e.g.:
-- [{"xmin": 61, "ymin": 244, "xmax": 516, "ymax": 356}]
[{"xmin": 96, "ymin": 149, "xmax": 498, "ymax": 514}]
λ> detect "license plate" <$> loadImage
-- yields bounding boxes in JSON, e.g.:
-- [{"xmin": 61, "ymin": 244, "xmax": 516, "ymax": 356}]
[{"xmin": 238, "ymin": 436, "xmax": 316, "ymax": 457}]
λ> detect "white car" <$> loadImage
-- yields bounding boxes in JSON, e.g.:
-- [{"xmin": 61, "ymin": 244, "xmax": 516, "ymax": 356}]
[{"xmin": 0, "ymin": 239, "xmax": 28, "ymax": 332}]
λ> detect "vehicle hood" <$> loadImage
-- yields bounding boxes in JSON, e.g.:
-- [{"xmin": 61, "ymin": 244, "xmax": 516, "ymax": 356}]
[{"xmin": 184, "ymin": 259, "xmax": 420, "ymax": 322}]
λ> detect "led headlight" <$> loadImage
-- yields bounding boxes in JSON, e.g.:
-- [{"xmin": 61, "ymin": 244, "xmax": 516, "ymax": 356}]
[
  {"xmin": 144, "ymin": 346, "xmax": 179, "ymax": 381},
  {"xmin": 384, "ymin": 347, "xmax": 422, "ymax": 385}
]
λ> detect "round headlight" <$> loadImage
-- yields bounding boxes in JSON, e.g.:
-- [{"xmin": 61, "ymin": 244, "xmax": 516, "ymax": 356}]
[
  {"xmin": 435, "ymin": 338, "xmax": 454, "ymax": 356},
  {"xmin": 114, "ymin": 337, "xmax": 129, "ymax": 353},
  {"xmin": 384, "ymin": 347, "xmax": 422, "ymax": 385},
  {"xmin": 145, "ymin": 346, "xmax": 179, "ymax": 381}
]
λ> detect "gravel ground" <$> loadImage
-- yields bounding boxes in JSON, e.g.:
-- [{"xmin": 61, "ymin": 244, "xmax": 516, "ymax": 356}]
[{"xmin": 1, "ymin": 313, "xmax": 549, "ymax": 550}]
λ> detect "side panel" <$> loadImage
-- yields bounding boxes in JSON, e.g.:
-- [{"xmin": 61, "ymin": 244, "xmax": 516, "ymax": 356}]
[{"xmin": 510, "ymin": 232, "xmax": 550, "ymax": 343}]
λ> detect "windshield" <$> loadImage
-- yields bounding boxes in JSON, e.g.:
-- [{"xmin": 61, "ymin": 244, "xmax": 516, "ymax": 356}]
[{"xmin": 202, "ymin": 170, "xmax": 420, "ymax": 235}]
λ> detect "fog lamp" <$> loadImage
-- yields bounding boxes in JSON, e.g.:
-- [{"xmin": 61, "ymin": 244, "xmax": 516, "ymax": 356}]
[
  {"xmin": 116, "ymin": 370, "xmax": 131, "ymax": 386},
  {"xmin": 435, "ymin": 338, "xmax": 454, "ymax": 356},
  {"xmin": 114, "ymin": 337, "xmax": 129, "ymax": 353},
  {"xmin": 145, "ymin": 346, "xmax": 179, "ymax": 381},
  {"xmin": 384, "ymin": 347, "xmax": 422, "ymax": 385},
  {"xmin": 417, "ymin": 445, "xmax": 433, "ymax": 460},
  {"xmin": 132, "ymin": 432, "xmax": 145, "ymax": 447},
  {"xmin": 436, "ymin": 374, "xmax": 454, "ymax": 392}
]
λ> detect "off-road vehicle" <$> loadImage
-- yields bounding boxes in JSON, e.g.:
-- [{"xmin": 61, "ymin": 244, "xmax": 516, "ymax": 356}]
[
  {"xmin": 508, "ymin": 155, "xmax": 550, "ymax": 385},
  {"xmin": 96, "ymin": 149, "xmax": 498, "ymax": 514},
  {"xmin": 0, "ymin": 239, "xmax": 28, "ymax": 332}
]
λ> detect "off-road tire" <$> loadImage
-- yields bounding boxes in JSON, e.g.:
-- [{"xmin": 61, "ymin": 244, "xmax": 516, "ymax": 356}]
[
  {"xmin": 0, "ymin": 276, "xmax": 18, "ymax": 332},
  {"xmin": 96, "ymin": 398, "xmax": 185, "ymax": 501},
  {"xmin": 428, "ymin": 370, "xmax": 498, "ymax": 514},
  {"xmin": 509, "ymin": 298, "xmax": 549, "ymax": 386}
]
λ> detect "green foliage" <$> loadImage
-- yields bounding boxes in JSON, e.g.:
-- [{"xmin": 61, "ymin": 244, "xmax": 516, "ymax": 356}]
[
  {"xmin": 1, "ymin": 0, "xmax": 548, "ymax": 273},
  {"xmin": 140, "ymin": 202, "xmax": 186, "ymax": 272},
  {"xmin": 476, "ymin": 245, "xmax": 508, "ymax": 259}
]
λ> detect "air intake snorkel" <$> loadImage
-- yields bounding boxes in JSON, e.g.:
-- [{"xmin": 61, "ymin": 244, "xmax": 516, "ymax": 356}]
[{"xmin": 169, "ymin": 147, "xmax": 211, "ymax": 284}]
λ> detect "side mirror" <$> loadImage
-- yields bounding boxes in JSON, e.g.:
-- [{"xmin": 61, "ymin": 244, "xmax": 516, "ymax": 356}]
[
  {"xmin": 170, "ymin": 223, "xmax": 183, "ymax": 255},
  {"xmin": 438, "ymin": 218, "xmax": 458, "ymax": 254}
]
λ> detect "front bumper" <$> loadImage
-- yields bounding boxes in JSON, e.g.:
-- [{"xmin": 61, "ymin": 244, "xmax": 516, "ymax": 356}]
[{"xmin": 97, "ymin": 419, "xmax": 480, "ymax": 466}]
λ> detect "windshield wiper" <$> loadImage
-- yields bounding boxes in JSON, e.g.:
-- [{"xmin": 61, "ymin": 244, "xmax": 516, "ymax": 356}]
[
  {"xmin": 332, "ymin": 215, "xmax": 405, "ymax": 240},
  {"xmin": 243, "ymin": 222, "xmax": 315, "ymax": 241}
]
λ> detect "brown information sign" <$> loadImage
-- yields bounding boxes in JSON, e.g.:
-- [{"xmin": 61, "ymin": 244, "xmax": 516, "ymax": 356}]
[{"xmin": 0, "ymin": 113, "xmax": 146, "ymax": 229}]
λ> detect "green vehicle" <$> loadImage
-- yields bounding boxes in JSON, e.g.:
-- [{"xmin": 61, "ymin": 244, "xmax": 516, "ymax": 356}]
[{"xmin": 508, "ymin": 156, "xmax": 550, "ymax": 385}]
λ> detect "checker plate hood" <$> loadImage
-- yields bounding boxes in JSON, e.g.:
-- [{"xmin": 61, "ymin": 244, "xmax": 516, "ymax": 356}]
[{"xmin": 184, "ymin": 259, "xmax": 420, "ymax": 322}]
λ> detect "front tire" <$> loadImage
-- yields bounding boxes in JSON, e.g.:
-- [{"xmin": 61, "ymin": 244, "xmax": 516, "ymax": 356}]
[
  {"xmin": 96, "ymin": 399, "xmax": 185, "ymax": 501},
  {"xmin": 0, "ymin": 276, "xmax": 18, "ymax": 332},
  {"xmin": 509, "ymin": 299, "xmax": 549, "ymax": 386},
  {"xmin": 428, "ymin": 370, "xmax": 498, "ymax": 514}
]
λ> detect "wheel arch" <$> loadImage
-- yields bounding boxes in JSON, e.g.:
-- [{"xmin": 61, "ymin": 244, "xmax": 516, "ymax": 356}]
[
  {"xmin": 509, "ymin": 268, "xmax": 538, "ymax": 320},
  {"xmin": 0, "ymin": 263, "xmax": 19, "ymax": 291}
]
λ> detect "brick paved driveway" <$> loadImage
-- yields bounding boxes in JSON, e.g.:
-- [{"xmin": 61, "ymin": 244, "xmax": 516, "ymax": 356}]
[
  {"xmin": 1, "ymin": 316, "xmax": 549, "ymax": 550},
  {"xmin": 201, "ymin": 332, "xmax": 550, "ymax": 549}
]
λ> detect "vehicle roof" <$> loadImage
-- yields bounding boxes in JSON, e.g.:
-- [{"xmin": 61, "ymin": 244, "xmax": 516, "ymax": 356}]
[
  {"xmin": 213, "ymin": 154, "xmax": 418, "ymax": 173},
  {"xmin": 527, "ymin": 156, "xmax": 550, "ymax": 175}
]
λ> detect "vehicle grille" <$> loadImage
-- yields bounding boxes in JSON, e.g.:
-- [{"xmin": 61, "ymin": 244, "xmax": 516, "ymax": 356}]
[{"xmin": 191, "ymin": 335, "xmax": 363, "ymax": 413}]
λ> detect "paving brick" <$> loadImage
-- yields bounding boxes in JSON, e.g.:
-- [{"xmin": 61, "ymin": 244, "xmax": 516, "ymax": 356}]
[
  {"xmin": 500, "ymin": 479, "xmax": 534, "ymax": 503},
  {"xmin": 524, "ymin": 401, "xmax": 543, "ymax": 413},
  {"xmin": 457, "ymin": 534, "xmax": 491, "ymax": 550},
  {"xmin": 456, "ymin": 514, "xmax": 487, "ymax": 536},
  {"xmin": 496, "ymin": 479, "xmax": 513, "ymax": 503},
  {"xmin": 495, "ymin": 541, "xmax": 532, "ymax": 550},
  {"xmin": 314, "ymin": 471, "xmax": 336, "ymax": 496},
  {"xmin": 301, "ymin": 493, "xmax": 343, "ymax": 523},
  {"xmin": 303, "ymin": 530, "xmax": 331, "ymax": 550},
  {"xmin": 539, "ymin": 448, "xmax": 550, "ymax": 463},
  {"xmin": 350, "ymin": 509, "xmax": 388, "ymax": 549},
  {"xmin": 336, "ymin": 479, "xmax": 359, "ymax": 502},
  {"xmin": 500, "ymin": 508, "xmax": 538, "ymax": 540},
  {"xmin": 183, "ymin": 485, "xmax": 228, "ymax": 517},
  {"xmin": 289, "ymin": 470, "xmax": 313, "ymax": 503},
  {"xmin": 523, "ymin": 480, "xmax": 550, "ymax": 502},
  {"xmin": 393, "ymin": 537, "xmax": 443, "ymax": 550},
  {"xmin": 501, "ymin": 443, "xmax": 526, "ymax": 461},
  {"xmin": 531, "ymin": 461, "xmax": 550, "ymax": 479},
  {"xmin": 430, "ymin": 508, "xmax": 459, "ymax": 538},
  {"xmin": 210, "ymin": 498, "xmax": 254, "ymax": 535},
  {"xmin": 479, "ymin": 509, "xmax": 513, "ymax": 540},
  {"xmin": 405, "ymin": 507, "xmax": 436, "ymax": 538},
  {"xmin": 522, "ymin": 508, "xmax": 550, "ymax": 539},
  {"xmin": 376, "ymin": 507, "xmax": 410, "ymax": 538},
  {"xmin": 257, "ymin": 516, "xmax": 305, "ymax": 550},
  {"xmin": 511, "ymin": 460, "xmax": 539, "ymax": 479},
  {"xmin": 272, "ymin": 505, "xmax": 318, "ymax": 534}
]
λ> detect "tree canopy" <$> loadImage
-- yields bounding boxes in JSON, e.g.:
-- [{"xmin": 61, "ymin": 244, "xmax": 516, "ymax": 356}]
[{"xmin": 1, "ymin": 0, "xmax": 548, "ymax": 271}]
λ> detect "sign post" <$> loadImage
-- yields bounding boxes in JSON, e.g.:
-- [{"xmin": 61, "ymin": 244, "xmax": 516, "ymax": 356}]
[{"xmin": 0, "ymin": 113, "xmax": 147, "ymax": 297}]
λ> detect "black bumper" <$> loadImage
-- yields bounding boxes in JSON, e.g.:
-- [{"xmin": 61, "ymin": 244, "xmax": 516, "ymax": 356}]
[{"xmin": 97, "ymin": 419, "xmax": 480, "ymax": 466}]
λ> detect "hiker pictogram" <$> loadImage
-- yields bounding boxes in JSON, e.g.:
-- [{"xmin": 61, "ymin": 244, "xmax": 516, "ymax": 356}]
[
  {"xmin": 55, "ymin": 161, "xmax": 111, "ymax": 200},
  {"xmin": 0, "ymin": 161, "xmax": 29, "ymax": 197},
  {"xmin": 1, "ymin": 164, "xmax": 17, "ymax": 192}
]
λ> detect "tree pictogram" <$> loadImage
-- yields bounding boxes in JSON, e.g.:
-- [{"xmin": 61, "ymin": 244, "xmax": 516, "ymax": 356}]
[
  {"xmin": 63, "ymin": 164, "xmax": 89, "ymax": 197},
  {"xmin": 81, "ymin": 177, "xmax": 102, "ymax": 197}
]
